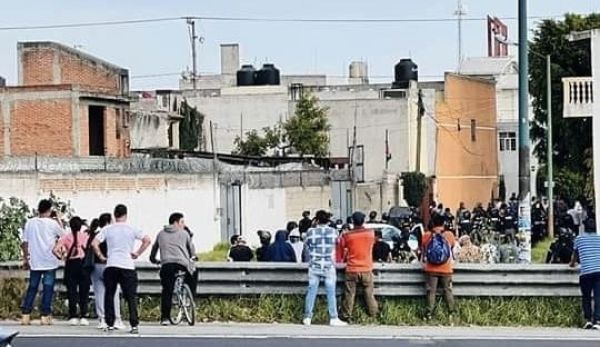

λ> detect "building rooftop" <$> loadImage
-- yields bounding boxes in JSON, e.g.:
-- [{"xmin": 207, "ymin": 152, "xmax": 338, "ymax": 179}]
[{"xmin": 458, "ymin": 56, "xmax": 518, "ymax": 76}]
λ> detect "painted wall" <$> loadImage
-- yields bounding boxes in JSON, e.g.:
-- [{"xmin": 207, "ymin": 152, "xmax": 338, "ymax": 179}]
[{"xmin": 435, "ymin": 74, "xmax": 499, "ymax": 210}]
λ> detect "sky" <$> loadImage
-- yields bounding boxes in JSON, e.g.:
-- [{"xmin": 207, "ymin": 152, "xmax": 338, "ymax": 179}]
[{"xmin": 0, "ymin": 0, "xmax": 598, "ymax": 90}]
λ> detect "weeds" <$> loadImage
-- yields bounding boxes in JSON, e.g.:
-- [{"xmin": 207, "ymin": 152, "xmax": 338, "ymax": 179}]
[{"xmin": 0, "ymin": 279, "xmax": 583, "ymax": 327}]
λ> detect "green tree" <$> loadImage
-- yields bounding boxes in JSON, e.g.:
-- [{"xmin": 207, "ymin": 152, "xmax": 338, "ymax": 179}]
[
  {"xmin": 529, "ymin": 13, "xmax": 600, "ymax": 198},
  {"xmin": 401, "ymin": 172, "xmax": 428, "ymax": 208},
  {"xmin": 284, "ymin": 94, "xmax": 330, "ymax": 158},
  {"xmin": 0, "ymin": 197, "xmax": 30, "ymax": 261},
  {"xmin": 233, "ymin": 129, "xmax": 269, "ymax": 156},
  {"xmin": 179, "ymin": 100, "xmax": 204, "ymax": 151}
]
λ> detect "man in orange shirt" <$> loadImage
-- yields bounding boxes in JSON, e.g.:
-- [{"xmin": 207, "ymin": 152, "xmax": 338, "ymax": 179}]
[
  {"xmin": 340, "ymin": 212, "xmax": 378, "ymax": 321},
  {"xmin": 421, "ymin": 213, "xmax": 456, "ymax": 320}
]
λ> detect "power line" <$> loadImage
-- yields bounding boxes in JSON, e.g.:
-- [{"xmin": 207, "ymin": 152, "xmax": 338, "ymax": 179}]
[
  {"xmin": 0, "ymin": 17, "xmax": 182, "ymax": 31},
  {"xmin": 0, "ymin": 14, "xmax": 559, "ymax": 31}
]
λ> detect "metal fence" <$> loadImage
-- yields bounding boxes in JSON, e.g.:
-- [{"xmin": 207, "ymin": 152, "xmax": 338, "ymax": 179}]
[{"xmin": 0, "ymin": 262, "xmax": 580, "ymax": 297}]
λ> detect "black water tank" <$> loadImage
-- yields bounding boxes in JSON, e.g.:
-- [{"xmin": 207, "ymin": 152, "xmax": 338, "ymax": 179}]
[
  {"xmin": 393, "ymin": 59, "xmax": 418, "ymax": 89},
  {"xmin": 237, "ymin": 65, "xmax": 256, "ymax": 86},
  {"xmin": 256, "ymin": 63, "xmax": 280, "ymax": 85},
  {"xmin": 0, "ymin": 76, "xmax": 5, "ymax": 87}
]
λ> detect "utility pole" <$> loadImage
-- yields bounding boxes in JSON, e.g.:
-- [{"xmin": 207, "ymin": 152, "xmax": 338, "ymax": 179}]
[
  {"xmin": 416, "ymin": 89, "xmax": 424, "ymax": 172},
  {"xmin": 518, "ymin": 0, "xmax": 532, "ymax": 263},
  {"xmin": 186, "ymin": 18, "xmax": 198, "ymax": 90},
  {"xmin": 351, "ymin": 105, "xmax": 358, "ymax": 208},
  {"xmin": 240, "ymin": 112, "xmax": 244, "ymax": 141},
  {"xmin": 546, "ymin": 54, "xmax": 554, "ymax": 239},
  {"xmin": 210, "ymin": 121, "xmax": 220, "ymax": 222},
  {"xmin": 454, "ymin": 0, "xmax": 467, "ymax": 67}
]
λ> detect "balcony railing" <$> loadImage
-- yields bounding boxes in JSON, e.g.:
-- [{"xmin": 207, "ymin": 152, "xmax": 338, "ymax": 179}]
[{"xmin": 562, "ymin": 77, "xmax": 593, "ymax": 118}]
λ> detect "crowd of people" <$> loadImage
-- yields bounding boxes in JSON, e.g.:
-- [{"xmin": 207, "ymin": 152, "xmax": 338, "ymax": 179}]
[
  {"xmin": 19, "ymin": 200, "xmax": 196, "ymax": 333},
  {"xmin": 16, "ymin": 197, "xmax": 600, "ymax": 330}
]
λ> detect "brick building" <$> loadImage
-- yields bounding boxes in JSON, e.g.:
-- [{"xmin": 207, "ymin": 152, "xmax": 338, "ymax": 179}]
[{"xmin": 0, "ymin": 42, "xmax": 130, "ymax": 158}]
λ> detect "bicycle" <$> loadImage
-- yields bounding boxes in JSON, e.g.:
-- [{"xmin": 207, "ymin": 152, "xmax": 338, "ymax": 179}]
[{"xmin": 170, "ymin": 270, "xmax": 195, "ymax": 326}]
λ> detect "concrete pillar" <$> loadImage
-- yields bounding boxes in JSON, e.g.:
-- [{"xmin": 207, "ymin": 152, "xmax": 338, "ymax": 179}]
[
  {"xmin": 221, "ymin": 44, "xmax": 239, "ymax": 87},
  {"xmin": 591, "ymin": 30, "xmax": 600, "ymax": 229},
  {"xmin": 1, "ymin": 95, "xmax": 11, "ymax": 156},
  {"xmin": 52, "ymin": 50, "xmax": 61, "ymax": 84}
]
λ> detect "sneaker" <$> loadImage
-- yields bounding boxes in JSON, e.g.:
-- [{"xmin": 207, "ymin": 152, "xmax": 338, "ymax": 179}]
[
  {"xmin": 302, "ymin": 318, "xmax": 311, "ymax": 326},
  {"xmin": 329, "ymin": 318, "xmax": 348, "ymax": 326},
  {"xmin": 592, "ymin": 323, "xmax": 600, "ymax": 330},
  {"xmin": 79, "ymin": 318, "xmax": 89, "ymax": 326},
  {"xmin": 41, "ymin": 316, "xmax": 53, "ymax": 326},
  {"xmin": 98, "ymin": 319, "xmax": 108, "ymax": 330},
  {"xmin": 160, "ymin": 319, "xmax": 170, "ymax": 326},
  {"xmin": 20, "ymin": 314, "xmax": 31, "ymax": 326},
  {"xmin": 68, "ymin": 318, "xmax": 80, "ymax": 326},
  {"xmin": 103, "ymin": 326, "xmax": 115, "ymax": 333},
  {"xmin": 114, "ymin": 319, "xmax": 126, "ymax": 330},
  {"xmin": 583, "ymin": 322, "xmax": 594, "ymax": 329},
  {"xmin": 130, "ymin": 326, "xmax": 139, "ymax": 335}
]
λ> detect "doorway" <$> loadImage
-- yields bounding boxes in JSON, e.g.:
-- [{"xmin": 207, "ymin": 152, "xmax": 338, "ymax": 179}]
[
  {"xmin": 88, "ymin": 106, "xmax": 105, "ymax": 156},
  {"xmin": 220, "ymin": 182, "xmax": 242, "ymax": 242}
]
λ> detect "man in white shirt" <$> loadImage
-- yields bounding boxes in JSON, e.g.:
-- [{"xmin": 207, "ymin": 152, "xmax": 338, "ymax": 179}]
[
  {"xmin": 20, "ymin": 199, "xmax": 64, "ymax": 326},
  {"xmin": 92, "ymin": 204, "xmax": 151, "ymax": 334}
]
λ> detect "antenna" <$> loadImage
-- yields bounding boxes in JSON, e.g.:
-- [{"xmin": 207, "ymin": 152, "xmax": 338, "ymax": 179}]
[{"xmin": 454, "ymin": 0, "xmax": 467, "ymax": 68}]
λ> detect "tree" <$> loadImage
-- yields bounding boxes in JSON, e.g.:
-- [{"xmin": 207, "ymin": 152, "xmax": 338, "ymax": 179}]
[
  {"xmin": 401, "ymin": 172, "xmax": 428, "ymax": 208},
  {"xmin": 284, "ymin": 93, "xmax": 330, "ymax": 158},
  {"xmin": 0, "ymin": 197, "xmax": 30, "ymax": 261},
  {"xmin": 233, "ymin": 129, "xmax": 269, "ymax": 156},
  {"xmin": 529, "ymin": 14, "xmax": 600, "ymax": 199},
  {"xmin": 179, "ymin": 100, "xmax": 204, "ymax": 151}
]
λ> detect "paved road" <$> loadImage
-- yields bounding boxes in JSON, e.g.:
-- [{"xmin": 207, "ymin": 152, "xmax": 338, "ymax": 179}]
[
  {"xmin": 12, "ymin": 337, "xmax": 600, "ymax": 347},
  {"xmin": 6, "ymin": 321, "xmax": 600, "ymax": 346}
]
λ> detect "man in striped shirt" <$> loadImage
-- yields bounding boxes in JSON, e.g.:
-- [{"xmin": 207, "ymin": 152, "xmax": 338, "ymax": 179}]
[
  {"xmin": 302, "ymin": 210, "xmax": 347, "ymax": 326},
  {"xmin": 570, "ymin": 217, "xmax": 600, "ymax": 329}
]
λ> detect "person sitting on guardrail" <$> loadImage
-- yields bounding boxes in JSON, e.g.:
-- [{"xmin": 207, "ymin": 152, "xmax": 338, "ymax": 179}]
[
  {"xmin": 288, "ymin": 228, "xmax": 307, "ymax": 263},
  {"xmin": 149, "ymin": 212, "xmax": 196, "ymax": 326},
  {"xmin": 340, "ymin": 211, "xmax": 378, "ymax": 321},
  {"xmin": 455, "ymin": 235, "xmax": 481, "ymax": 263},
  {"xmin": 421, "ymin": 213, "xmax": 456, "ymax": 321},
  {"xmin": 302, "ymin": 210, "xmax": 347, "ymax": 326},
  {"xmin": 570, "ymin": 218, "xmax": 600, "ymax": 330},
  {"xmin": 228, "ymin": 236, "xmax": 254, "ymax": 262},
  {"xmin": 92, "ymin": 204, "xmax": 151, "ymax": 334},
  {"xmin": 20, "ymin": 199, "xmax": 65, "ymax": 326}
]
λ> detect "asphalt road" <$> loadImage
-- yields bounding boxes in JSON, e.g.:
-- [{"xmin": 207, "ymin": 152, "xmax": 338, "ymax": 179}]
[{"xmin": 13, "ymin": 337, "xmax": 600, "ymax": 347}]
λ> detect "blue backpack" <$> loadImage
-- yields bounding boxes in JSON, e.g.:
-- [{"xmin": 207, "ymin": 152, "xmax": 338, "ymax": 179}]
[{"xmin": 426, "ymin": 233, "xmax": 451, "ymax": 265}]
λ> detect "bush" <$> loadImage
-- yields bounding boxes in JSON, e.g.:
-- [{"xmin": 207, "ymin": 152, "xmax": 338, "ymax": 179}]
[
  {"xmin": 0, "ymin": 198, "xmax": 30, "ymax": 262},
  {"xmin": 197, "ymin": 243, "xmax": 230, "ymax": 262}
]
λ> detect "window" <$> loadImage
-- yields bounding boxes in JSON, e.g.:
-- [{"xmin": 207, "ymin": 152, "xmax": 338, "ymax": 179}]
[
  {"xmin": 471, "ymin": 119, "xmax": 476, "ymax": 142},
  {"xmin": 499, "ymin": 132, "xmax": 517, "ymax": 151}
]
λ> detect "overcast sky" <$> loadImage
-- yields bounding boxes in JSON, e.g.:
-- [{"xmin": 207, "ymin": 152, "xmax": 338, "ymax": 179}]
[{"xmin": 0, "ymin": 0, "xmax": 598, "ymax": 89}]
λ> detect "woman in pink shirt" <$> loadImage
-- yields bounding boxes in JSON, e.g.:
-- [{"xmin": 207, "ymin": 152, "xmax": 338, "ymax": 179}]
[{"xmin": 54, "ymin": 216, "xmax": 91, "ymax": 326}]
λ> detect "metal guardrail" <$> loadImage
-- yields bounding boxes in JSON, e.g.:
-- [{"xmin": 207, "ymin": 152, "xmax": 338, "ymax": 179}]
[{"xmin": 0, "ymin": 262, "xmax": 580, "ymax": 297}]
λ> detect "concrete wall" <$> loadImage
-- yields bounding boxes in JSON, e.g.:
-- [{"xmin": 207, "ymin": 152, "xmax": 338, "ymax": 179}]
[
  {"xmin": 0, "ymin": 172, "xmax": 220, "ymax": 254},
  {"xmin": 435, "ymin": 74, "xmax": 499, "ymax": 210},
  {"xmin": 129, "ymin": 112, "xmax": 172, "ymax": 149}
]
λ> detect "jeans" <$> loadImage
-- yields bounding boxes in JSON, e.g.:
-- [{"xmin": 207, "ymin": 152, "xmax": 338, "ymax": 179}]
[
  {"xmin": 64, "ymin": 259, "xmax": 91, "ymax": 319},
  {"xmin": 159, "ymin": 263, "xmax": 195, "ymax": 321},
  {"xmin": 21, "ymin": 269, "xmax": 56, "ymax": 316},
  {"xmin": 104, "ymin": 267, "xmax": 139, "ymax": 328},
  {"xmin": 91, "ymin": 264, "xmax": 121, "ymax": 321},
  {"xmin": 341, "ymin": 271, "xmax": 378, "ymax": 319},
  {"xmin": 304, "ymin": 268, "xmax": 338, "ymax": 320},
  {"xmin": 425, "ymin": 273, "xmax": 455, "ymax": 315},
  {"xmin": 580, "ymin": 272, "xmax": 600, "ymax": 322}
]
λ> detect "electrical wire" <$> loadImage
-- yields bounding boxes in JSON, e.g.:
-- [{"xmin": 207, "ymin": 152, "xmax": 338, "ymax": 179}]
[{"xmin": 0, "ymin": 14, "xmax": 559, "ymax": 31}]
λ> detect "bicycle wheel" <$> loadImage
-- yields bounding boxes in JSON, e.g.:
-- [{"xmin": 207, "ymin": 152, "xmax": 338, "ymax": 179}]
[
  {"xmin": 181, "ymin": 284, "xmax": 195, "ymax": 326},
  {"xmin": 169, "ymin": 289, "xmax": 184, "ymax": 325}
]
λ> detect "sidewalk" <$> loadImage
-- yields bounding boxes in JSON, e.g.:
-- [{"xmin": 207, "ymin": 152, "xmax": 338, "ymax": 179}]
[{"xmin": 3, "ymin": 320, "xmax": 600, "ymax": 340}]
